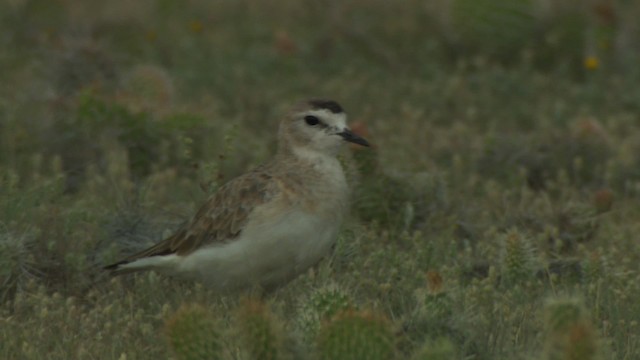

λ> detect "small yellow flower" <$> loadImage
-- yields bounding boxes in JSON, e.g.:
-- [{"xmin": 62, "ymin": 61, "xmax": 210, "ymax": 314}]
[
  {"xmin": 189, "ymin": 20, "xmax": 203, "ymax": 34},
  {"xmin": 584, "ymin": 56, "xmax": 599, "ymax": 71}
]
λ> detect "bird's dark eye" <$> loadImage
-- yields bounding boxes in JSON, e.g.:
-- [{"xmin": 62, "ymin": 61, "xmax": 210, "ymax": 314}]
[{"xmin": 304, "ymin": 115, "xmax": 319, "ymax": 126}]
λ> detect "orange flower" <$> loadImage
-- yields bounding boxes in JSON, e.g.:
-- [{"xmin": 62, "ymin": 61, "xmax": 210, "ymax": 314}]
[
  {"xmin": 426, "ymin": 270, "xmax": 444, "ymax": 294},
  {"xmin": 274, "ymin": 30, "xmax": 297, "ymax": 56}
]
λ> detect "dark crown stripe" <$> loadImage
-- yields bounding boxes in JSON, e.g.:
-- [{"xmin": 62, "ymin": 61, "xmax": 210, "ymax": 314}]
[{"xmin": 308, "ymin": 99, "xmax": 344, "ymax": 114}]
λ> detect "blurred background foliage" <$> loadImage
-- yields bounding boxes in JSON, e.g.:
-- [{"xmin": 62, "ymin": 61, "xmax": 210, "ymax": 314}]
[{"xmin": 1, "ymin": 0, "xmax": 640, "ymax": 359}]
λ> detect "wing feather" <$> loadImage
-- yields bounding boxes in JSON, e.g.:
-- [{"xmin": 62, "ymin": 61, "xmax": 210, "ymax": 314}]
[{"xmin": 105, "ymin": 166, "xmax": 277, "ymax": 270}]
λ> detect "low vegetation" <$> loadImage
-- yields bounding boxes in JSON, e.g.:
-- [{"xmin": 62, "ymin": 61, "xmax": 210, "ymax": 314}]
[{"xmin": 1, "ymin": 0, "xmax": 639, "ymax": 359}]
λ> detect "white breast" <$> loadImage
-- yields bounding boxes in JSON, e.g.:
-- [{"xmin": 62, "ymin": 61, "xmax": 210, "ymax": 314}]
[{"xmin": 177, "ymin": 205, "xmax": 340, "ymax": 292}]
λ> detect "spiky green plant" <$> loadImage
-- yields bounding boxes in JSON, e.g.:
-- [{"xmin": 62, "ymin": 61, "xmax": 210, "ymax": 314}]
[
  {"xmin": 165, "ymin": 304, "xmax": 222, "ymax": 360},
  {"xmin": 500, "ymin": 229, "xmax": 536, "ymax": 284},
  {"xmin": 0, "ymin": 229, "xmax": 36, "ymax": 304},
  {"xmin": 411, "ymin": 337, "xmax": 457, "ymax": 360},
  {"xmin": 317, "ymin": 310, "xmax": 395, "ymax": 360},
  {"xmin": 298, "ymin": 285, "xmax": 355, "ymax": 341},
  {"xmin": 543, "ymin": 297, "xmax": 601, "ymax": 360},
  {"xmin": 581, "ymin": 251, "xmax": 604, "ymax": 285},
  {"xmin": 411, "ymin": 270, "xmax": 455, "ymax": 340},
  {"xmin": 236, "ymin": 298, "xmax": 283, "ymax": 360},
  {"xmin": 419, "ymin": 270, "xmax": 452, "ymax": 321}
]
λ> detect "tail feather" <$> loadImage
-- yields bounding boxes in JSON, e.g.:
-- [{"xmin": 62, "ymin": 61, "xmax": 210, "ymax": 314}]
[
  {"xmin": 104, "ymin": 254, "xmax": 179, "ymax": 276},
  {"xmin": 103, "ymin": 260, "xmax": 142, "ymax": 276}
]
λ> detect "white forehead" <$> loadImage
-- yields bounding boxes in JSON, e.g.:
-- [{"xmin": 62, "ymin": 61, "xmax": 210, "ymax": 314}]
[{"xmin": 303, "ymin": 109, "xmax": 347, "ymax": 129}]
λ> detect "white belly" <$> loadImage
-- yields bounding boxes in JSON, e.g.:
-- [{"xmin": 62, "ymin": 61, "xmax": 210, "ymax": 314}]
[{"xmin": 177, "ymin": 209, "xmax": 339, "ymax": 292}]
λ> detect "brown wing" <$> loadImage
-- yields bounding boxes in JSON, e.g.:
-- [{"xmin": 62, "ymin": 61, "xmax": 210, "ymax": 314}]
[{"xmin": 105, "ymin": 166, "xmax": 277, "ymax": 269}]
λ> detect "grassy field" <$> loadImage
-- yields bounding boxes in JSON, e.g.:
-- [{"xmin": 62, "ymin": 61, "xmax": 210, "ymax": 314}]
[{"xmin": 1, "ymin": 0, "xmax": 640, "ymax": 359}]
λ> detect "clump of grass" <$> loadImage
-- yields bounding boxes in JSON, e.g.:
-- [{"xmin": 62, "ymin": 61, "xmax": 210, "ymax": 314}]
[
  {"xmin": 235, "ymin": 298, "xmax": 284, "ymax": 360},
  {"xmin": 542, "ymin": 297, "xmax": 602, "ymax": 360},
  {"xmin": 0, "ymin": 168, "xmax": 102, "ymax": 295},
  {"xmin": 478, "ymin": 119, "xmax": 613, "ymax": 192},
  {"xmin": 406, "ymin": 269, "xmax": 463, "ymax": 353},
  {"xmin": 50, "ymin": 91, "xmax": 212, "ymax": 192},
  {"xmin": 592, "ymin": 188, "xmax": 614, "ymax": 214},
  {"xmin": 297, "ymin": 284, "xmax": 355, "ymax": 341},
  {"xmin": 117, "ymin": 64, "xmax": 175, "ymax": 115},
  {"xmin": 317, "ymin": 309, "xmax": 395, "ymax": 360},
  {"xmin": 1, "ymin": 1, "xmax": 640, "ymax": 359},
  {"xmin": 0, "ymin": 228, "xmax": 37, "ymax": 304},
  {"xmin": 350, "ymin": 144, "xmax": 426, "ymax": 232},
  {"xmin": 411, "ymin": 337, "xmax": 457, "ymax": 360},
  {"xmin": 350, "ymin": 150, "xmax": 411, "ymax": 229},
  {"xmin": 549, "ymin": 202, "xmax": 600, "ymax": 255},
  {"xmin": 416, "ymin": 270, "xmax": 452, "ymax": 324},
  {"xmin": 581, "ymin": 251, "xmax": 605, "ymax": 285},
  {"xmin": 450, "ymin": 0, "xmax": 536, "ymax": 59},
  {"xmin": 165, "ymin": 304, "xmax": 223, "ymax": 360},
  {"xmin": 500, "ymin": 229, "xmax": 536, "ymax": 285}
]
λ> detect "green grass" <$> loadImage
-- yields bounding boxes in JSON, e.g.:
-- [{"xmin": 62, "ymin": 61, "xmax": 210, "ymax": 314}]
[{"xmin": 1, "ymin": 0, "xmax": 640, "ymax": 359}]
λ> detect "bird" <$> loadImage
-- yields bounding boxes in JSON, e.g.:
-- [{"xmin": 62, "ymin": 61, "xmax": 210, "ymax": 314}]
[{"xmin": 104, "ymin": 99, "xmax": 370, "ymax": 292}]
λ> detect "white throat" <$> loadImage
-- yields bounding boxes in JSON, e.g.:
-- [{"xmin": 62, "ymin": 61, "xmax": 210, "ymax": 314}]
[
  {"xmin": 292, "ymin": 145, "xmax": 340, "ymax": 167},
  {"xmin": 291, "ymin": 144, "xmax": 348, "ymax": 195}
]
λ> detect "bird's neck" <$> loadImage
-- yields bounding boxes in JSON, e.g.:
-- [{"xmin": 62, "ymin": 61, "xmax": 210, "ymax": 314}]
[
  {"xmin": 278, "ymin": 132, "xmax": 340, "ymax": 158},
  {"xmin": 295, "ymin": 145, "xmax": 332, "ymax": 161},
  {"xmin": 275, "ymin": 143, "xmax": 349, "ymax": 212}
]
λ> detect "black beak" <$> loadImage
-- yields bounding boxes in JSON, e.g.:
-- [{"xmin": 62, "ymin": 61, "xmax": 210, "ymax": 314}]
[{"xmin": 339, "ymin": 128, "xmax": 370, "ymax": 147}]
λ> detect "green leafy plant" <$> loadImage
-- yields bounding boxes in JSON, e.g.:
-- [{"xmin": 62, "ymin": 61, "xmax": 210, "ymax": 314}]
[
  {"xmin": 542, "ymin": 297, "xmax": 601, "ymax": 360},
  {"xmin": 501, "ymin": 229, "xmax": 536, "ymax": 284},
  {"xmin": 165, "ymin": 304, "xmax": 222, "ymax": 360},
  {"xmin": 411, "ymin": 337, "xmax": 457, "ymax": 360},
  {"xmin": 317, "ymin": 310, "xmax": 395, "ymax": 360},
  {"xmin": 298, "ymin": 285, "xmax": 355, "ymax": 340},
  {"xmin": 236, "ymin": 298, "xmax": 284, "ymax": 360}
]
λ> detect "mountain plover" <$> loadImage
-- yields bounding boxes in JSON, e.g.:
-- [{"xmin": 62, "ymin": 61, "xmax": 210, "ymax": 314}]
[{"xmin": 105, "ymin": 99, "xmax": 369, "ymax": 292}]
